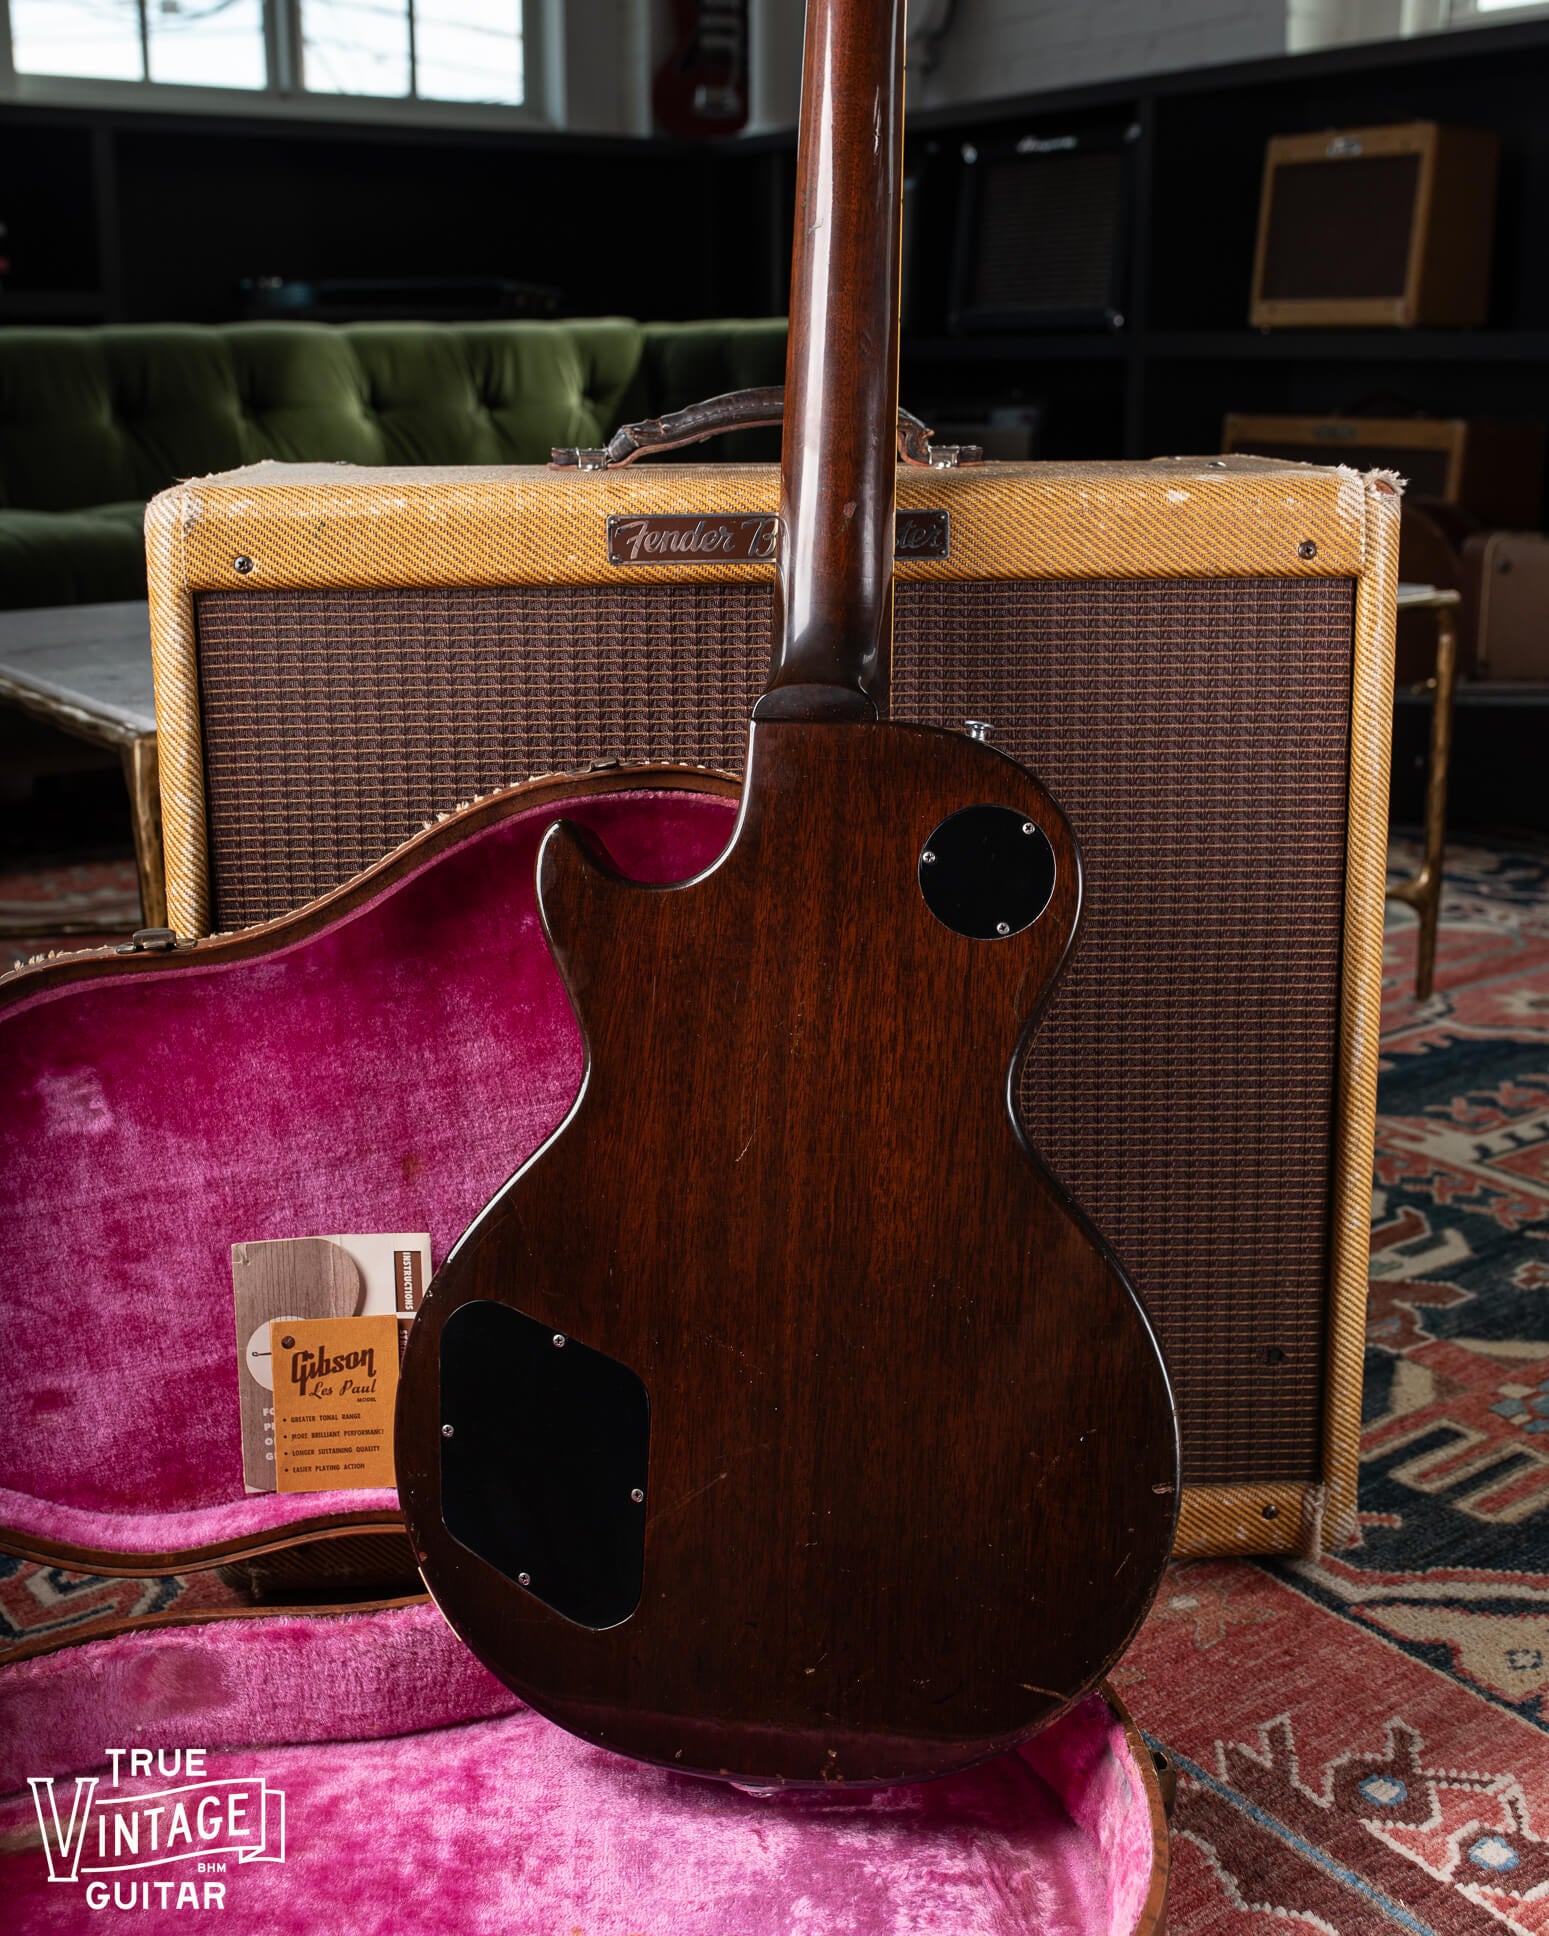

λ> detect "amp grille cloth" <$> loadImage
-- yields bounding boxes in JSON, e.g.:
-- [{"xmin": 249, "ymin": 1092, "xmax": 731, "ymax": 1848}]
[{"xmin": 196, "ymin": 577, "xmax": 1355, "ymax": 1484}]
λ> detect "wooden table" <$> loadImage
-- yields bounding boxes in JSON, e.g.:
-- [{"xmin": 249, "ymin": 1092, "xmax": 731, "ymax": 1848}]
[
  {"xmin": 1387, "ymin": 583, "xmax": 1461, "ymax": 1002},
  {"xmin": 0, "ymin": 601, "xmax": 165, "ymax": 929}
]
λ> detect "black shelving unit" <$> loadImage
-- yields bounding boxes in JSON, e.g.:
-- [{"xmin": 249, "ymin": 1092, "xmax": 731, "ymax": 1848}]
[
  {"xmin": 1, "ymin": 16, "xmax": 1546, "ymax": 496},
  {"xmin": 0, "ymin": 101, "xmax": 780, "ymax": 327},
  {"xmin": 843, "ymin": 21, "xmax": 1549, "ymax": 835},
  {"xmin": 879, "ymin": 16, "xmax": 1549, "ymax": 476}
]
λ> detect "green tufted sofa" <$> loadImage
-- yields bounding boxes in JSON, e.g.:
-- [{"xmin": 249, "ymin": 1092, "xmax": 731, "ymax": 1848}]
[{"xmin": 0, "ymin": 317, "xmax": 788, "ymax": 609}]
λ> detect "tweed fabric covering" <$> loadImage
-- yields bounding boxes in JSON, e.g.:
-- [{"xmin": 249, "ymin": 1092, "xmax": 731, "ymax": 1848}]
[
  {"xmin": 1322, "ymin": 491, "xmax": 1401, "ymax": 1546},
  {"xmin": 153, "ymin": 454, "xmax": 1369, "ymax": 594}
]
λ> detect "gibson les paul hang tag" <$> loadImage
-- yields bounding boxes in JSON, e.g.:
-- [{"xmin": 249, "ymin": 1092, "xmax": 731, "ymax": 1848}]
[
  {"xmin": 270, "ymin": 1314, "xmax": 401, "ymax": 1492},
  {"xmin": 232, "ymin": 1232, "xmax": 429, "ymax": 1491}
]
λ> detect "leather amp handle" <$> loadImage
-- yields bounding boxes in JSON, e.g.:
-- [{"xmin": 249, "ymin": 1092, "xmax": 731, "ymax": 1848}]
[{"xmin": 550, "ymin": 386, "xmax": 982, "ymax": 472}]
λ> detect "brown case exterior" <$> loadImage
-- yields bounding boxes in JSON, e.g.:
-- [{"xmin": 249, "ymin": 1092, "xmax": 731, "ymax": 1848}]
[
  {"xmin": 1250, "ymin": 122, "xmax": 1498, "ymax": 329},
  {"xmin": 1223, "ymin": 414, "xmax": 1544, "ymax": 530},
  {"xmin": 145, "ymin": 454, "xmax": 1400, "ymax": 1565},
  {"xmin": 1463, "ymin": 530, "xmax": 1549, "ymax": 680}
]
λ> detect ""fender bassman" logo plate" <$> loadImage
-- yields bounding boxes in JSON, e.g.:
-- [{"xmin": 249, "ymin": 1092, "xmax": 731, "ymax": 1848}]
[{"xmin": 607, "ymin": 511, "xmax": 950, "ymax": 565}]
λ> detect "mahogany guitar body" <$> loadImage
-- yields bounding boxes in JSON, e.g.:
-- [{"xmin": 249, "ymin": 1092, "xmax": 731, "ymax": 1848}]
[{"xmin": 397, "ymin": 720, "xmax": 1179, "ymax": 1785}]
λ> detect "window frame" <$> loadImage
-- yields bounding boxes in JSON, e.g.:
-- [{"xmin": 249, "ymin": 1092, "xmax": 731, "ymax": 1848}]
[
  {"xmin": 1447, "ymin": 0, "xmax": 1549, "ymax": 20},
  {"xmin": 0, "ymin": 0, "xmax": 556, "ymax": 129}
]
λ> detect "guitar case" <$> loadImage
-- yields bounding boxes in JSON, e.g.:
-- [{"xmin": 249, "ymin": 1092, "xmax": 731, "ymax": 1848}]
[{"xmin": 0, "ymin": 766, "xmax": 1170, "ymax": 1933}]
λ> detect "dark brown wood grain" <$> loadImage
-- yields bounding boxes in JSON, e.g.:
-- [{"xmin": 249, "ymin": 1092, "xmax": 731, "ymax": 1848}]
[
  {"xmin": 397, "ymin": 721, "xmax": 1179, "ymax": 1785},
  {"xmin": 755, "ymin": 0, "xmax": 906, "ymax": 722}
]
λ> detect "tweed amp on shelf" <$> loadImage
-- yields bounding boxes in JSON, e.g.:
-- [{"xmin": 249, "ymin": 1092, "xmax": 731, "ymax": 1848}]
[
  {"xmin": 145, "ymin": 453, "xmax": 1398, "ymax": 1564},
  {"xmin": 1249, "ymin": 121, "xmax": 1498, "ymax": 330}
]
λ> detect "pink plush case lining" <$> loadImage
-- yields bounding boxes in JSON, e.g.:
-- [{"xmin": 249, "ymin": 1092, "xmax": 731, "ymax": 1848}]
[
  {"xmin": 0, "ymin": 1604, "xmax": 1158, "ymax": 1936},
  {"xmin": 2, "ymin": 783, "xmax": 1161, "ymax": 1932},
  {"xmin": 0, "ymin": 790, "xmax": 737, "ymax": 1557}
]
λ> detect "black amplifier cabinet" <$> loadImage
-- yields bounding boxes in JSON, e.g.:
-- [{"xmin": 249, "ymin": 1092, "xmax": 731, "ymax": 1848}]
[{"xmin": 949, "ymin": 123, "xmax": 1137, "ymax": 333}]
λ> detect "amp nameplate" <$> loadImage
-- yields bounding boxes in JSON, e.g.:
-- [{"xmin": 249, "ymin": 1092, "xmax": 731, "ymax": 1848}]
[{"xmin": 605, "ymin": 509, "xmax": 949, "ymax": 566}]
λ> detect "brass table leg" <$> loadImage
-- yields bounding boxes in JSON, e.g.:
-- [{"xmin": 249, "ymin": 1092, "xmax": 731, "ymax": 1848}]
[
  {"xmin": 121, "ymin": 733, "xmax": 168, "ymax": 930},
  {"xmin": 1385, "ymin": 607, "xmax": 1457, "ymax": 1001}
]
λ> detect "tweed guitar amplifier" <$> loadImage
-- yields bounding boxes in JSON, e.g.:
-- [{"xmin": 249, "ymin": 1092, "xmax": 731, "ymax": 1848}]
[
  {"xmin": 146, "ymin": 453, "xmax": 1399, "ymax": 1563},
  {"xmin": 1250, "ymin": 122, "xmax": 1498, "ymax": 329},
  {"xmin": 1463, "ymin": 530, "xmax": 1549, "ymax": 681}
]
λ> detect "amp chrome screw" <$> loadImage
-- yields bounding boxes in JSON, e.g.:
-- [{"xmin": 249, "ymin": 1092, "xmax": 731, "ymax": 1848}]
[
  {"xmin": 630, "ymin": 1488, "xmax": 645, "ymax": 1503},
  {"xmin": 552, "ymin": 1333, "xmax": 566, "ymax": 1348},
  {"xmin": 518, "ymin": 1571, "xmax": 532, "ymax": 1586},
  {"xmin": 441, "ymin": 1423, "xmax": 454, "ymax": 1438}
]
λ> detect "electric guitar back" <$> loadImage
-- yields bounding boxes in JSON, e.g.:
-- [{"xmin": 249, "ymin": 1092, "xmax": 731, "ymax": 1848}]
[{"xmin": 396, "ymin": 0, "xmax": 1178, "ymax": 1786}]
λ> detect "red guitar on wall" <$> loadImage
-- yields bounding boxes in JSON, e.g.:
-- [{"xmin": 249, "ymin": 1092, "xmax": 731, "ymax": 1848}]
[{"xmin": 652, "ymin": 0, "xmax": 750, "ymax": 138}]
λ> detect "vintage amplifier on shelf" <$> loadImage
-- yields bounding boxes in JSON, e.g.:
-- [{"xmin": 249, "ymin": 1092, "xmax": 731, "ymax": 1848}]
[
  {"xmin": 1223, "ymin": 414, "xmax": 1545, "ymax": 528},
  {"xmin": 949, "ymin": 124, "xmax": 1135, "ymax": 331},
  {"xmin": 1250, "ymin": 122, "xmax": 1498, "ymax": 328},
  {"xmin": 1464, "ymin": 531, "xmax": 1549, "ymax": 681},
  {"xmin": 147, "ymin": 454, "xmax": 1397, "ymax": 1566}
]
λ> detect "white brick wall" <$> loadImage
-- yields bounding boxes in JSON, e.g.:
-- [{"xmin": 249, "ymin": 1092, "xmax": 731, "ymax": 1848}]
[{"xmin": 744, "ymin": 0, "xmax": 1291, "ymax": 126}]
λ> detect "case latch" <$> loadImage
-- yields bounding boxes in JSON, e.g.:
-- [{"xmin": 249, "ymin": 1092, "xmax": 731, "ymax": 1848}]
[{"xmin": 116, "ymin": 928, "xmax": 181, "ymax": 954}]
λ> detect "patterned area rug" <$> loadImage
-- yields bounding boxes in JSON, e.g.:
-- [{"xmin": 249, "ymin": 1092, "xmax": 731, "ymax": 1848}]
[
  {"xmin": 1121, "ymin": 837, "xmax": 1549, "ymax": 1935},
  {"xmin": 4, "ymin": 839, "xmax": 1547, "ymax": 1936},
  {"xmin": 0, "ymin": 1558, "xmax": 241, "ymax": 1656}
]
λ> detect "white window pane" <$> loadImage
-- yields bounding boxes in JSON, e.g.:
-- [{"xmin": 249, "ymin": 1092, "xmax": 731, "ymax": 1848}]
[
  {"xmin": 11, "ymin": 0, "xmax": 144, "ymax": 80},
  {"xmin": 147, "ymin": 0, "xmax": 266, "ymax": 89},
  {"xmin": 415, "ymin": 0, "xmax": 524, "ymax": 104},
  {"xmin": 301, "ymin": 0, "xmax": 411, "ymax": 96}
]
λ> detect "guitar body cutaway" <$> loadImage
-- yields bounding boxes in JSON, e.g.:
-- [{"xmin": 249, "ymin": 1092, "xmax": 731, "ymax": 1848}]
[{"xmin": 397, "ymin": 721, "xmax": 1179, "ymax": 1786}]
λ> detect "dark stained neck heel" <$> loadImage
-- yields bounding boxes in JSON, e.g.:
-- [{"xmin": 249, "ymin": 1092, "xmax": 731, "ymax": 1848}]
[{"xmin": 754, "ymin": 0, "xmax": 906, "ymax": 726}]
